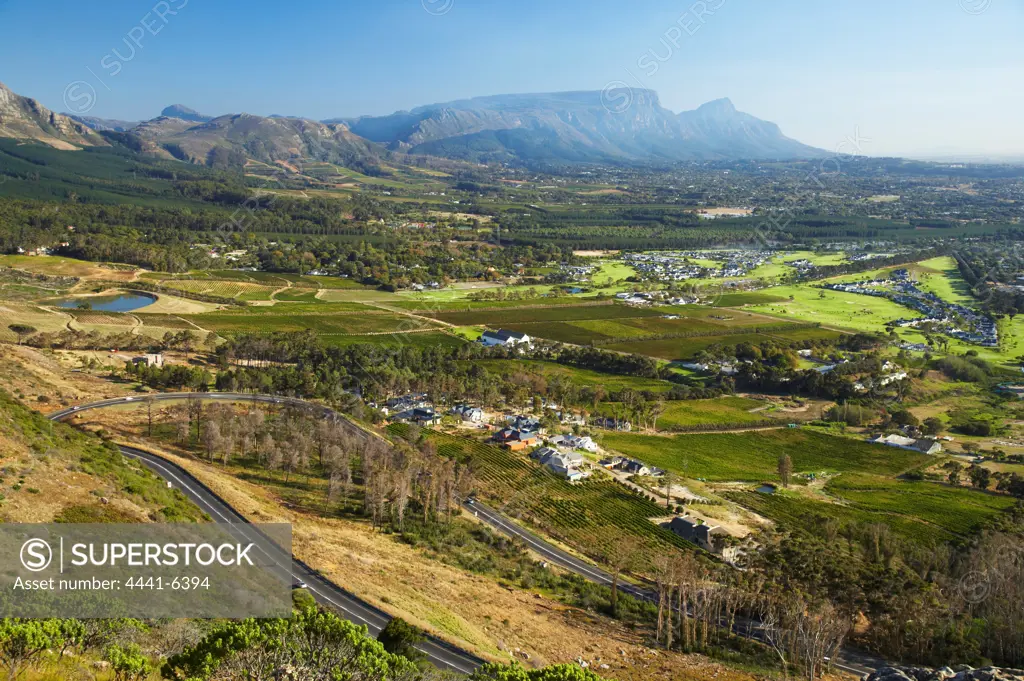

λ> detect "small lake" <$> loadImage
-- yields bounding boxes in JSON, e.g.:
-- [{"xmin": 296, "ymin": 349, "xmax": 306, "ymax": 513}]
[
  {"xmin": 756, "ymin": 484, "xmax": 777, "ymax": 495},
  {"xmin": 56, "ymin": 292, "xmax": 157, "ymax": 313}
]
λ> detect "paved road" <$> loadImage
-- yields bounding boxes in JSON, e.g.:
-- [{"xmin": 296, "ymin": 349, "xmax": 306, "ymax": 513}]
[
  {"xmin": 51, "ymin": 392, "xmax": 881, "ymax": 677},
  {"xmin": 49, "ymin": 394, "xmax": 484, "ymax": 675}
]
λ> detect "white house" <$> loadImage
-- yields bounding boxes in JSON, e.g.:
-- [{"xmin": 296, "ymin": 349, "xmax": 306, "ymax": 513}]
[
  {"xmin": 480, "ymin": 329, "xmax": 533, "ymax": 349},
  {"xmin": 450, "ymin": 405, "xmax": 485, "ymax": 423}
]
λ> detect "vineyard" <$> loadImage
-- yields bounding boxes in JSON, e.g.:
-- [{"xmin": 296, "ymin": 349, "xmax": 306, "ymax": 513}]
[
  {"xmin": 431, "ymin": 302, "xmax": 662, "ymax": 326},
  {"xmin": 155, "ymin": 279, "xmax": 278, "ymax": 302},
  {"xmin": 602, "ymin": 429, "xmax": 931, "ymax": 482},
  {"xmin": 824, "ymin": 473, "xmax": 1018, "ymax": 537},
  {"xmin": 188, "ymin": 311, "xmax": 438, "ymax": 335},
  {"xmin": 474, "ymin": 359, "xmax": 677, "ymax": 393},
  {"xmin": 649, "ymin": 396, "xmax": 775, "ymax": 430},
  {"xmin": 396, "ymin": 427, "xmax": 693, "ymax": 564},
  {"xmin": 725, "ymin": 488, "xmax": 956, "ymax": 547}
]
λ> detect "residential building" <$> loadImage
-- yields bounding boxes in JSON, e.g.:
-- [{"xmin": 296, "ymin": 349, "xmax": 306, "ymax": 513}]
[
  {"xmin": 451, "ymin": 405, "xmax": 485, "ymax": 423},
  {"xmin": 131, "ymin": 353, "xmax": 164, "ymax": 368},
  {"xmin": 668, "ymin": 516, "xmax": 721, "ymax": 552},
  {"xmin": 492, "ymin": 428, "xmax": 540, "ymax": 451},
  {"xmin": 480, "ymin": 329, "xmax": 533, "ymax": 349}
]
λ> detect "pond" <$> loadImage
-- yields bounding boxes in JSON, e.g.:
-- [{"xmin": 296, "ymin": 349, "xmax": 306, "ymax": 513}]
[
  {"xmin": 56, "ymin": 292, "xmax": 157, "ymax": 313},
  {"xmin": 756, "ymin": 484, "xmax": 777, "ymax": 495}
]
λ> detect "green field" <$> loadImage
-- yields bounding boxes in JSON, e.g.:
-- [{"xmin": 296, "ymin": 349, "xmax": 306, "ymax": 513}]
[
  {"xmin": 474, "ymin": 359, "xmax": 677, "ymax": 393},
  {"xmin": 603, "ymin": 332, "xmax": 778, "ymax": 360},
  {"xmin": 187, "ymin": 311, "xmax": 437, "ymax": 335},
  {"xmin": 320, "ymin": 332, "xmax": 466, "ymax": 350},
  {"xmin": 746, "ymin": 284, "xmax": 915, "ymax": 334},
  {"xmin": 652, "ymin": 397, "xmax": 774, "ymax": 430},
  {"xmin": 431, "ymin": 302, "xmax": 663, "ymax": 326},
  {"xmin": 913, "ymin": 256, "xmax": 976, "ymax": 306},
  {"xmin": 728, "ymin": 473, "xmax": 1017, "ymax": 546},
  {"xmin": 825, "ymin": 473, "xmax": 1018, "ymax": 536},
  {"xmin": 602, "ymin": 429, "xmax": 930, "ymax": 482}
]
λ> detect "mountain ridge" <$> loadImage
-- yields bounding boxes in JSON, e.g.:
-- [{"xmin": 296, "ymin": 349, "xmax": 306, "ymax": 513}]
[
  {"xmin": 0, "ymin": 80, "xmax": 825, "ymax": 166},
  {"xmin": 0, "ymin": 81, "xmax": 108, "ymax": 149},
  {"xmin": 339, "ymin": 90, "xmax": 826, "ymax": 164}
]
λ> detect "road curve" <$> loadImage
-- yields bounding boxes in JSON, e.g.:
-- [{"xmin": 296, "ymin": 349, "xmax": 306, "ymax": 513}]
[
  {"xmin": 51, "ymin": 392, "xmax": 881, "ymax": 677},
  {"xmin": 49, "ymin": 393, "xmax": 485, "ymax": 675}
]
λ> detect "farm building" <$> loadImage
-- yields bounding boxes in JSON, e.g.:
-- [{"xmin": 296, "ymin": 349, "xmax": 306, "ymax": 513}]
[
  {"xmin": 668, "ymin": 516, "xmax": 721, "ymax": 553},
  {"xmin": 480, "ymin": 329, "xmax": 533, "ymax": 349}
]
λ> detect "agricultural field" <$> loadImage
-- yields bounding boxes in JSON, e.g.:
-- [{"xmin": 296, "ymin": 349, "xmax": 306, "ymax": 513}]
[
  {"xmin": 745, "ymin": 284, "xmax": 916, "ymax": 334},
  {"xmin": 825, "ymin": 473, "xmax": 1018, "ymax": 537},
  {"xmin": 402, "ymin": 427, "xmax": 692, "ymax": 564},
  {"xmin": 726, "ymin": 487, "xmax": 954, "ymax": 547},
  {"xmin": 0, "ymin": 254, "xmax": 139, "ymax": 281},
  {"xmin": 602, "ymin": 429, "xmax": 930, "ymax": 482},
  {"xmin": 185, "ymin": 311, "xmax": 440, "ymax": 335},
  {"xmin": 429, "ymin": 302, "xmax": 663, "ymax": 326},
  {"xmin": 474, "ymin": 359, "xmax": 678, "ymax": 393},
  {"xmin": 602, "ymin": 327, "xmax": 841, "ymax": 361},
  {"xmin": 153, "ymin": 279, "xmax": 279, "ymax": 302},
  {"xmin": 729, "ymin": 470, "xmax": 1017, "ymax": 547},
  {"xmin": 649, "ymin": 396, "xmax": 775, "ymax": 430}
]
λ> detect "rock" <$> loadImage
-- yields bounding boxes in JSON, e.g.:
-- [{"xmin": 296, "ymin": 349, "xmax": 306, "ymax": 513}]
[
  {"xmin": 92, "ymin": 661, "xmax": 109, "ymax": 670},
  {"xmin": 600, "ymin": 664, "xmax": 610, "ymax": 670},
  {"xmin": 867, "ymin": 665, "xmax": 1024, "ymax": 681}
]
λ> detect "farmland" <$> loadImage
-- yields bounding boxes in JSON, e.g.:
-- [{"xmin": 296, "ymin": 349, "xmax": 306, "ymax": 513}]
[
  {"xmin": 602, "ymin": 326, "xmax": 841, "ymax": 361},
  {"xmin": 184, "ymin": 311, "xmax": 440, "ymax": 335},
  {"xmin": 602, "ymin": 429, "xmax": 930, "ymax": 482},
  {"xmin": 474, "ymin": 359, "xmax": 678, "ymax": 393},
  {"xmin": 728, "ymin": 473, "xmax": 1017, "ymax": 546},
  {"xmin": 650, "ymin": 396, "xmax": 774, "ymax": 430},
  {"xmin": 398, "ymin": 426, "xmax": 692, "ymax": 565}
]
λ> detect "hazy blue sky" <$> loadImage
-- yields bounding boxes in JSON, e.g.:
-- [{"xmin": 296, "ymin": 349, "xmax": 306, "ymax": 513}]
[{"xmin": 0, "ymin": 0, "xmax": 1021, "ymax": 157}]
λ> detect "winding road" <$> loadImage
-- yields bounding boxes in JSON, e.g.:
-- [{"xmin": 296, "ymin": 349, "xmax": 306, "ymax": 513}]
[
  {"xmin": 49, "ymin": 393, "xmax": 484, "ymax": 674},
  {"xmin": 49, "ymin": 392, "xmax": 880, "ymax": 677}
]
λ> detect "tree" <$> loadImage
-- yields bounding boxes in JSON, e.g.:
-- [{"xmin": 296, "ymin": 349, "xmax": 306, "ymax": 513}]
[
  {"xmin": 890, "ymin": 409, "xmax": 919, "ymax": 428},
  {"xmin": 105, "ymin": 643, "xmax": 151, "ymax": 681},
  {"xmin": 143, "ymin": 395, "xmax": 155, "ymax": 437},
  {"xmin": 7, "ymin": 325, "xmax": 35, "ymax": 345},
  {"xmin": 471, "ymin": 663, "xmax": 604, "ymax": 681},
  {"xmin": 602, "ymin": 536, "xmax": 640, "ymax": 617},
  {"xmin": 968, "ymin": 464, "xmax": 991, "ymax": 490},
  {"xmin": 948, "ymin": 462, "xmax": 963, "ymax": 486},
  {"xmin": 0, "ymin": 619, "xmax": 76, "ymax": 680},
  {"xmin": 922, "ymin": 417, "xmax": 943, "ymax": 436},
  {"xmin": 376, "ymin": 617, "xmax": 425, "ymax": 663},
  {"xmin": 162, "ymin": 608, "xmax": 418, "ymax": 681},
  {"xmin": 778, "ymin": 455, "xmax": 793, "ymax": 488}
]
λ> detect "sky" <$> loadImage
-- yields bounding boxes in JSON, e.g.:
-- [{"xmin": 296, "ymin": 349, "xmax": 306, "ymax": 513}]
[{"xmin": 0, "ymin": 0, "xmax": 1022, "ymax": 158}]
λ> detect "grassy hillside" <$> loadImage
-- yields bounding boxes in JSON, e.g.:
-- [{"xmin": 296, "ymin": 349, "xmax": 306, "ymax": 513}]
[{"xmin": 0, "ymin": 389, "xmax": 204, "ymax": 523}]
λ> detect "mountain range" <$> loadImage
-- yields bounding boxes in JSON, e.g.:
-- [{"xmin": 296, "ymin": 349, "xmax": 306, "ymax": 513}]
[{"xmin": 0, "ymin": 80, "xmax": 826, "ymax": 167}]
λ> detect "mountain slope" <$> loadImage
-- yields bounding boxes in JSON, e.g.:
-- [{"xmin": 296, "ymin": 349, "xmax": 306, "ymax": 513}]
[
  {"xmin": 161, "ymin": 104, "xmax": 213, "ymax": 123},
  {"xmin": 343, "ymin": 90, "xmax": 825, "ymax": 164},
  {"xmin": 68, "ymin": 115, "xmax": 140, "ymax": 132},
  {"xmin": 675, "ymin": 98, "xmax": 823, "ymax": 160},
  {"xmin": 0, "ymin": 82, "xmax": 108, "ymax": 149},
  {"xmin": 138, "ymin": 113, "xmax": 385, "ymax": 169}
]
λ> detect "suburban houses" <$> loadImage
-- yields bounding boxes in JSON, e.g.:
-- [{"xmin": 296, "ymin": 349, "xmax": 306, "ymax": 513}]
[{"xmin": 823, "ymin": 269, "xmax": 998, "ymax": 347}]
